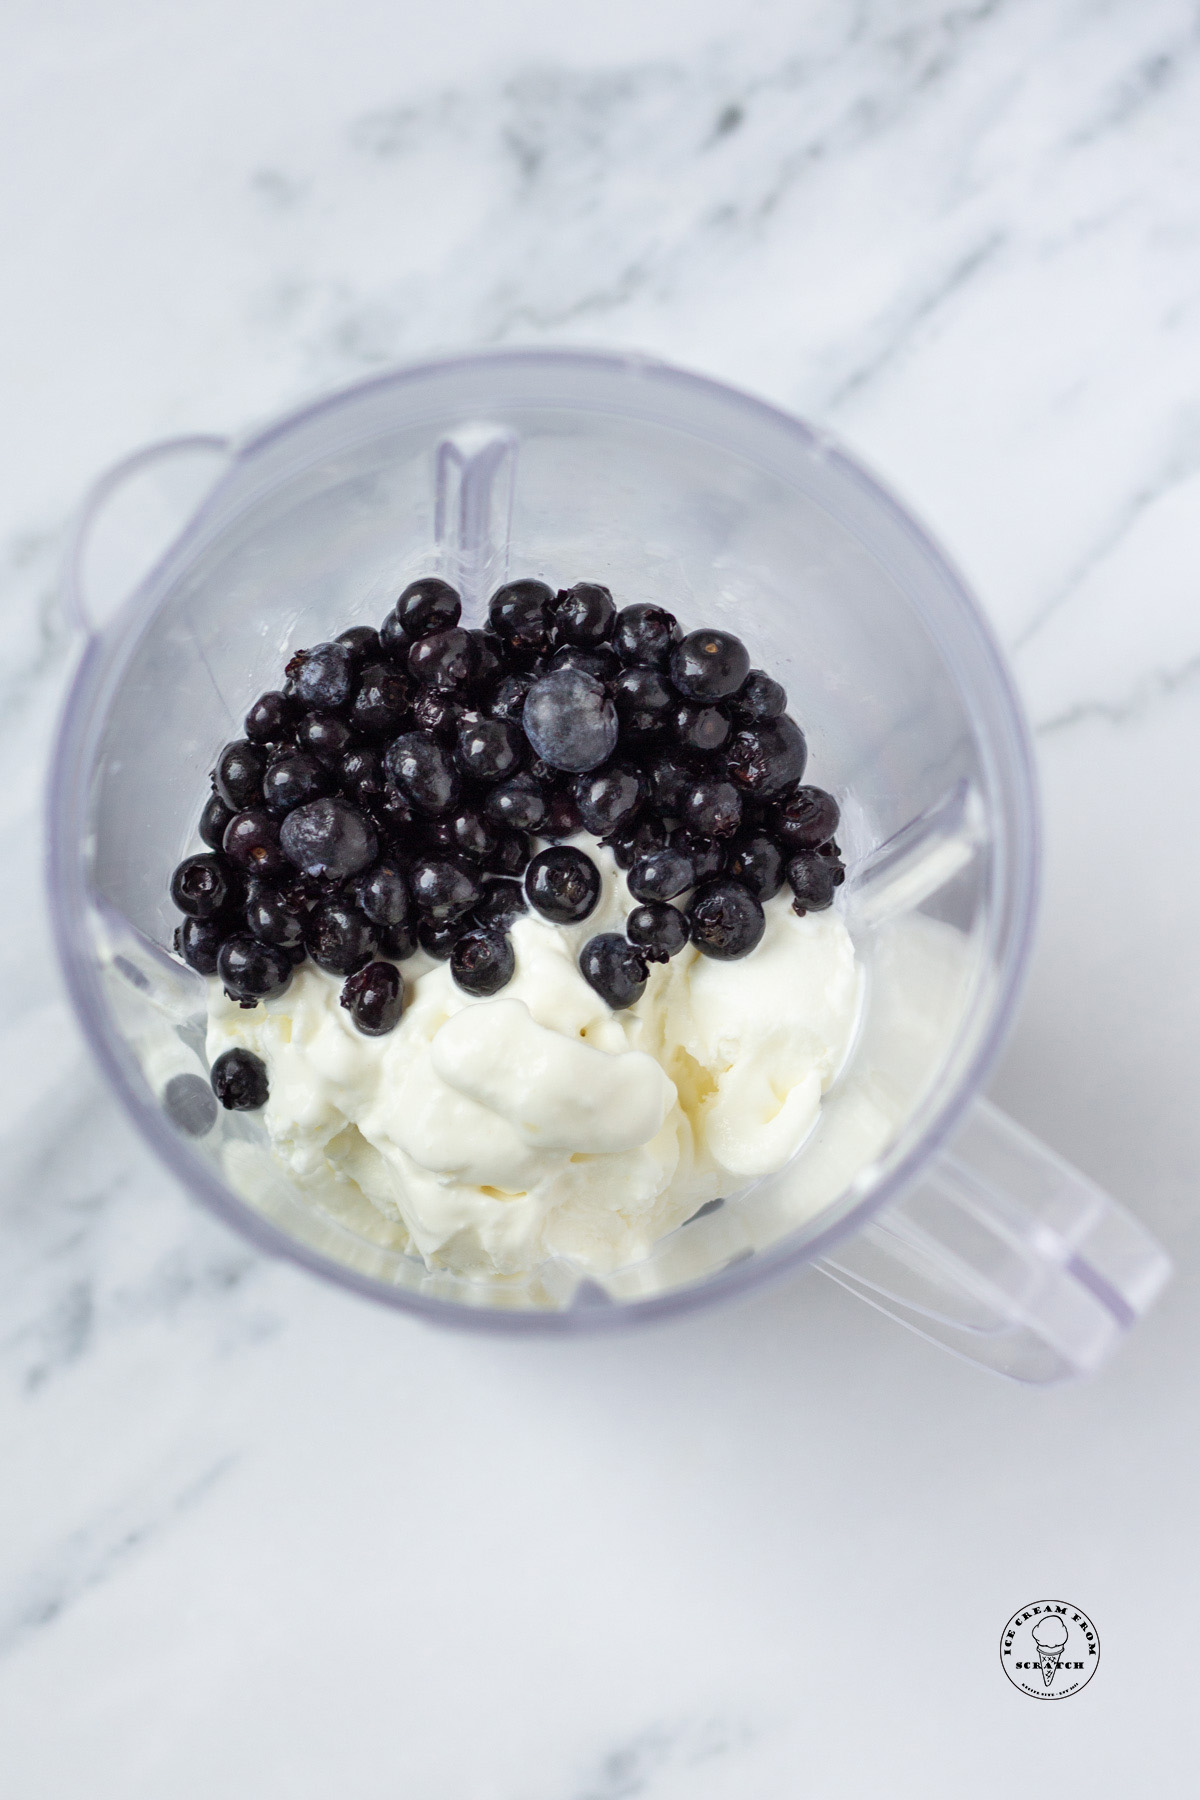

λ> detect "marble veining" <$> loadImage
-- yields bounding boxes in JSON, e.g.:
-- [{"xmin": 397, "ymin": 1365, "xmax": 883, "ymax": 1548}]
[{"xmin": 2, "ymin": 1, "xmax": 1199, "ymax": 1793}]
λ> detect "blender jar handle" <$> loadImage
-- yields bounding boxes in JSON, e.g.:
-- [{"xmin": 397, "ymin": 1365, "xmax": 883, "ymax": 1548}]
[
  {"xmin": 63, "ymin": 434, "xmax": 232, "ymax": 636},
  {"xmin": 816, "ymin": 1098, "xmax": 1171, "ymax": 1383}
]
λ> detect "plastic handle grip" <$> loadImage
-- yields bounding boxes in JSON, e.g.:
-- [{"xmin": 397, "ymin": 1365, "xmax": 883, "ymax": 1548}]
[
  {"xmin": 63, "ymin": 434, "xmax": 232, "ymax": 637},
  {"xmin": 817, "ymin": 1097, "xmax": 1171, "ymax": 1383}
]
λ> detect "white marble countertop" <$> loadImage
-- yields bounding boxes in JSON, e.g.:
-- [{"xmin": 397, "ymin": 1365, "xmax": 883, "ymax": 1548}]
[{"xmin": 2, "ymin": 1, "xmax": 1198, "ymax": 1792}]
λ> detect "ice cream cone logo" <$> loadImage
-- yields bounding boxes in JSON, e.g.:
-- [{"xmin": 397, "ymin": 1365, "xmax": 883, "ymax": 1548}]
[
  {"xmin": 1031, "ymin": 1615, "xmax": 1068, "ymax": 1686},
  {"xmin": 1000, "ymin": 1599, "xmax": 1100, "ymax": 1699}
]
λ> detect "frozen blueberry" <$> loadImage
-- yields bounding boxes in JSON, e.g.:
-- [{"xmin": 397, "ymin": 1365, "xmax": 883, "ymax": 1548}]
[
  {"xmin": 772, "ymin": 785, "xmax": 840, "ymax": 852},
  {"xmin": 170, "ymin": 853, "xmax": 232, "ymax": 919},
  {"xmin": 681, "ymin": 777, "xmax": 743, "ymax": 840},
  {"xmin": 210, "ymin": 1047, "xmax": 269, "ymax": 1111},
  {"xmin": 523, "ymin": 669, "xmax": 619, "ymax": 773},
  {"xmin": 574, "ymin": 764, "xmax": 644, "ymax": 836},
  {"xmin": 483, "ymin": 674, "xmax": 533, "ymax": 727},
  {"xmin": 295, "ymin": 713, "xmax": 354, "ymax": 765},
  {"xmin": 612, "ymin": 666, "xmax": 675, "ymax": 741},
  {"xmin": 726, "ymin": 716, "xmax": 808, "ymax": 798},
  {"xmin": 244, "ymin": 690, "xmax": 295, "ymax": 743},
  {"xmin": 726, "ymin": 833, "xmax": 784, "ymax": 900},
  {"xmin": 548, "ymin": 643, "xmax": 621, "ymax": 684},
  {"xmin": 383, "ymin": 731, "xmax": 461, "ymax": 816},
  {"xmin": 626, "ymin": 902, "xmax": 689, "ymax": 962},
  {"xmin": 488, "ymin": 579, "xmax": 556, "ymax": 657},
  {"xmin": 407, "ymin": 627, "xmax": 477, "ymax": 690},
  {"xmin": 176, "ymin": 915, "xmax": 226, "ymax": 976},
  {"xmin": 673, "ymin": 702, "xmax": 730, "ymax": 755},
  {"xmin": 579, "ymin": 934, "xmax": 649, "ymax": 1009},
  {"xmin": 409, "ymin": 857, "xmax": 482, "ymax": 922},
  {"xmin": 731, "ymin": 669, "xmax": 786, "ymax": 722},
  {"xmin": 786, "ymin": 851, "xmax": 840, "ymax": 915},
  {"xmin": 612, "ymin": 603, "xmax": 681, "ymax": 670},
  {"xmin": 286, "ymin": 642, "xmax": 357, "ymax": 712},
  {"xmin": 340, "ymin": 961, "xmax": 405, "ymax": 1035},
  {"xmin": 350, "ymin": 662, "xmax": 410, "ymax": 738},
  {"xmin": 305, "ymin": 902, "xmax": 379, "ymax": 974},
  {"xmin": 223, "ymin": 808, "xmax": 289, "ymax": 876},
  {"xmin": 336, "ymin": 625, "xmax": 383, "ymax": 662},
  {"xmin": 687, "ymin": 880, "xmax": 765, "ymax": 960},
  {"xmin": 524, "ymin": 846, "xmax": 601, "ymax": 924},
  {"xmin": 279, "ymin": 797, "xmax": 378, "ymax": 882},
  {"xmin": 669, "ymin": 629, "xmax": 750, "ymax": 703},
  {"xmin": 554, "ymin": 581, "xmax": 616, "ymax": 645},
  {"xmin": 217, "ymin": 935, "xmax": 294, "ymax": 1003},
  {"xmin": 382, "ymin": 578, "xmax": 462, "ymax": 650},
  {"xmin": 355, "ymin": 863, "xmax": 410, "ymax": 928},
  {"xmin": 456, "ymin": 716, "xmax": 524, "ymax": 784},
  {"xmin": 215, "ymin": 740, "xmax": 266, "ymax": 810},
  {"xmin": 451, "ymin": 927, "xmax": 515, "ymax": 997},
  {"xmin": 262, "ymin": 752, "xmax": 330, "ymax": 817},
  {"xmin": 198, "ymin": 791, "xmax": 234, "ymax": 851},
  {"xmin": 245, "ymin": 880, "xmax": 308, "ymax": 949},
  {"xmin": 475, "ymin": 877, "xmax": 528, "ymax": 924},
  {"xmin": 628, "ymin": 848, "xmax": 693, "ymax": 904}
]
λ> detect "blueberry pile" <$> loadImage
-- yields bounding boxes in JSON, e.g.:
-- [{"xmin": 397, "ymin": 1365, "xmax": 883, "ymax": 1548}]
[{"xmin": 171, "ymin": 578, "xmax": 844, "ymax": 1109}]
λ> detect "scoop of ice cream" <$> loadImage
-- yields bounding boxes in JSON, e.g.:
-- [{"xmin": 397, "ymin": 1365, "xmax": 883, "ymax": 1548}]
[
  {"xmin": 207, "ymin": 838, "xmax": 863, "ymax": 1274},
  {"xmin": 1032, "ymin": 1617, "xmax": 1068, "ymax": 1650}
]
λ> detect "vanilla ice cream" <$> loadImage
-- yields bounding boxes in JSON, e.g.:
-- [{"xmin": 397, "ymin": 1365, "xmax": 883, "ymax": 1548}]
[{"xmin": 206, "ymin": 840, "xmax": 862, "ymax": 1275}]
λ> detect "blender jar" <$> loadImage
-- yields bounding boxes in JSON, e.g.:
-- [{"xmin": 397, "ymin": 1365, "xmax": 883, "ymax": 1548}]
[{"xmin": 47, "ymin": 348, "xmax": 1170, "ymax": 1380}]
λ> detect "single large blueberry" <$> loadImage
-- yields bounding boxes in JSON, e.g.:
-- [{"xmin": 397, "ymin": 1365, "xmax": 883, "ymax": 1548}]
[
  {"xmin": 262, "ymin": 753, "xmax": 330, "ymax": 817},
  {"xmin": 578, "ymin": 934, "xmax": 649, "ymax": 1009},
  {"xmin": 286, "ymin": 642, "xmax": 357, "ymax": 712},
  {"xmin": 450, "ymin": 928, "xmax": 515, "ymax": 997},
  {"xmin": 210, "ymin": 1048, "xmax": 269, "ymax": 1110},
  {"xmin": 488, "ymin": 579, "xmax": 555, "ymax": 656},
  {"xmin": 350, "ymin": 662, "xmax": 410, "ymax": 738},
  {"xmin": 409, "ymin": 857, "xmax": 482, "ymax": 922},
  {"xmin": 305, "ymin": 902, "xmax": 379, "ymax": 974},
  {"xmin": 524, "ymin": 846, "xmax": 601, "ymax": 924},
  {"xmin": 687, "ymin": 880, "xmax": 765, "ymax": 960},
  {"xmin": 279, "ymin": 797, "xmax": 378, "ymax": 881},
  {"xmin": 381, "ymin": 578, "xmax": 462, "ymax": 651},
  {"xmin": 574, "ymin": 764, "xmax": 644, "ymax": 836},
  {"xmin": 214, "ymin": 740, "xmax": 266, "ymax": 810},
  {"xmin": 170, "ymin": 853, "xmax": 231, "ymax": 919},
  {"xmin": 786, "ymin": 851, "xmax": 840, "ymax": 915},
  {"xmin": 771, "ymin": 784, "xmax": 840, "ymax": 852},
  {"xmin": 217, "ymin": 935, "xmax": 295, "ymax": 1003},
  {"xmin": 523, "ymin": 668, "xmax": 618, "ymax": 773},
  {"xmin": 340, "ymin": 961, "xmax": 406, "ymax": 1035},
  {"xmin": 383, "ymin": 731, "xmax": 461, "ymax": 815},
  {"xmin": 725, "ymin": 715, "xmax": 808, "ymax": 798},
  {"xmin": 669, "ymin": 629, "xmax": 750, "ymax": 703},
  {"xmin": 553, "ymin": 582, "xmax": 616, "ymax": 646}
]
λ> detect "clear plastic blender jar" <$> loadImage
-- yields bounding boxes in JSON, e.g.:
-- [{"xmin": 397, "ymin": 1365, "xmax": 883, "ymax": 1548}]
[{"xmin": 47, "ymin": 348, "xmax": 1170, "ymax": 1381}]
